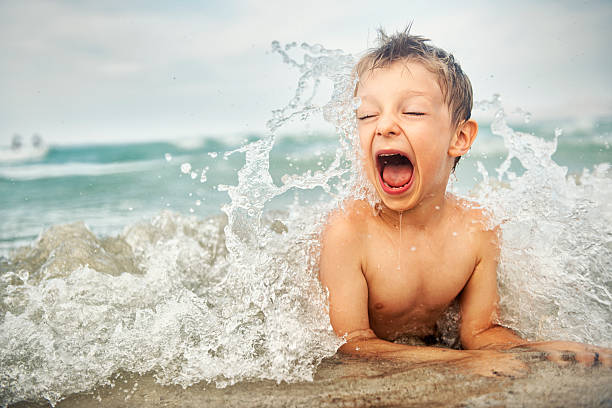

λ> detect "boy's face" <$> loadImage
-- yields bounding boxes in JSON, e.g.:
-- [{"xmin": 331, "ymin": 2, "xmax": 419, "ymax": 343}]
[{"xmin": 355, "ymin": 60, "xmax": 458, "ymax": 212}]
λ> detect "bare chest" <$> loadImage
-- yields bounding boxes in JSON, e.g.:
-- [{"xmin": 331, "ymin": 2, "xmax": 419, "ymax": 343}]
[{"xmin": 363, "ymin": 234, "xmax": 475, "ymax": 339}]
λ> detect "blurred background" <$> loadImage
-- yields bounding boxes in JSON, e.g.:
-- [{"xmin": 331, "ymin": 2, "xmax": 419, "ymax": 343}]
[{"xmin": 1, "ymin": 0, "xmax": 611, "ymax": 143}]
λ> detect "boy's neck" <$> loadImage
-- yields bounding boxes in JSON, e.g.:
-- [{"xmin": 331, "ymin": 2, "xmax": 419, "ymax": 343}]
[{"xmin": 378, "ymin": 193, "xmax": 448, "ymax": 230}]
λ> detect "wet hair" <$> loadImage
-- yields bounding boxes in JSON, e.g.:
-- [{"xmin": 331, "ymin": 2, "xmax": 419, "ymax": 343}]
[{"xmin": 355, "ymin": 26, "xmax": 473, "ymax": 169}]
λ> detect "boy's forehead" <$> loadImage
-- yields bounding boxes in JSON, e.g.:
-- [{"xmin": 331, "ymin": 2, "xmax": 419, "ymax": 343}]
[{"xmin": 356, "ymin": 60, "xmax": 443, "ymax": 101}]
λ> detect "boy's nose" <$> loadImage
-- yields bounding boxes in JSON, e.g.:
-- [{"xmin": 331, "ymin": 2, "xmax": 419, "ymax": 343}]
[{"xmin": 376, "ymin": 114, "xmax": 401, "ymax": 137}]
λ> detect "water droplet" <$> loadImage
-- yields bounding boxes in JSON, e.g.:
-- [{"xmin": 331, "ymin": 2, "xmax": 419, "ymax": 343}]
[
  {"xmin": 200, "ymin": 167, "xmax": 208, "ymax": 183},
  {"xmin": 180, "ymin": 162, "xmax": 192, "ymax": 174},
  {"xmin": 195, "ymin": 200, "xmax": 201, "ymax": 206},
  {"xmin": 208, "ymin": 152, "xmax": 218, "ymax": 158},
  {"xmin": 247, "ymin": 209, "xmax": 255, "ymax": 217},
  {"xmin": 452, "ymin": 231, "xmax": 458, "ymax": 237},
  {"xmin": 128, "ymin": 207, "xmax": 133, "ymax": 211},
  {"xmin": 189, "ymin": 208, "xmax": 194, "ymax": 213},
  {"xmin": 435, "ymin": 205, "xmax": 440, "ymax": 210},
  {"xmin": 164, "ymin": 153, "xmax": 172, "ymax": 162},
  {"xmin": 190, "ymin": 171, "xmax": 197, "ymax": 179},
  {"xmin": 410, "ymin": 246, "xmax": 416, "ymax": 251}
]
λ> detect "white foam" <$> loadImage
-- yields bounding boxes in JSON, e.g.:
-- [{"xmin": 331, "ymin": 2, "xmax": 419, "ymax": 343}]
[
  {"xmin": 0, "ymin": 145, "xmax": 49, "ymax": 164},
  {"xmin": 468, "ymin": 95, "xmax": 612, "ymax": 347},
  {"xmin": 0, "ymin": 159, "xmax": 162, "ymax": 181},
  {"xmin": 0, "ymin": 41, "xmax": 355, "ymax": 406}
]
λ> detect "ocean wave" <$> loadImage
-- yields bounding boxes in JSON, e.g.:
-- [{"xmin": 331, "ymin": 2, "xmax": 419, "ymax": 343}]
[
  {"xmin": 0, "ymin": 146, "xmax": 49, "ymax": 164},
  {"xmin": 0, "ymin": 159, "xmax": 164, "ymax": 181},
  {"xmin": 0, "ymin": 210, "xmax": 341, "ymax": 406}
]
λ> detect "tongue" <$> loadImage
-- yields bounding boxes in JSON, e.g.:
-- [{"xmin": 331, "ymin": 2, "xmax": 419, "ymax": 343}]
[{"xmin": 382, "ymin": 162, "xmax": 413, "ymax": 187}]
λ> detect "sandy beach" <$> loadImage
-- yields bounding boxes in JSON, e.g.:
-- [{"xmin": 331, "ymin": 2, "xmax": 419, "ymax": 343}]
[{"xmin": 12, "ymin": 351, "xmax": 612, "ymax": 408}]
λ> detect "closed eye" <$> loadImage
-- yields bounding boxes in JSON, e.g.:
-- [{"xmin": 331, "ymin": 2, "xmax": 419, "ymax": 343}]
[
  {"xmin": 357, "ymin": 114, "xmax": 377, "ymax": 120},
  {"xmin": 403, "ymin": 112, "xmax": 425, "ymax": 116}
]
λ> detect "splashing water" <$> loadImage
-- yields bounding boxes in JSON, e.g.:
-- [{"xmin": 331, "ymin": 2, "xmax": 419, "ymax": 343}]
[
  {"xmin": 1, "ymin": 44, "xmax": 611, "ymax": 407},
  {"xmin": 0, "ymin": 42, "xmax": 358, "ymax": 407},
  {"xmin": 470, "ymin": 95, "xmax": 611, "ymax": 346}
]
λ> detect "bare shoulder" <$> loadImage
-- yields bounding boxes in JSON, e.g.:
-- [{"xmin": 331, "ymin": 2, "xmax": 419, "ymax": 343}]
[
  {"xmin": 321, "ymin": 199, "xmax": 371, "ymax": 243},
  {"xmin": 319, "ymin": 200, "xmax": 371, "ymax": 278},
  {"xmin": 448, "ymin": 195, "xmax": 500, "ymax": 253},
  {"xmin": 449, "ymin": 195, "xmax": 497, "ymax": 229}
]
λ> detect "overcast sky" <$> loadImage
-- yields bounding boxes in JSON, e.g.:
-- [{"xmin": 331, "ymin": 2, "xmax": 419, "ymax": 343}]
[{"xmin": 1, "ymin": 0, "xmax": 611, "ymax": 145}]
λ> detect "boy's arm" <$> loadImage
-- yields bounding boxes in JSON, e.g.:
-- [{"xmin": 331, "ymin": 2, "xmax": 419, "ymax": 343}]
[
  {"xmin": 458, "ymin": 227, "xmax": 525, "ymax": 350},
  {"xmin": 319, "ymin": 211, "xmax": 525, "ymax": 377},
  {"xmin": 459, "ymin": 227, "xmax": 612, "ymax": 366}
]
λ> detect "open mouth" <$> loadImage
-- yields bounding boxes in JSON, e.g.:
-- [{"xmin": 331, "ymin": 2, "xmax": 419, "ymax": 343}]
[{"xmin": 376, "ymin": 151, "xmax": 414, "ymax": 195}]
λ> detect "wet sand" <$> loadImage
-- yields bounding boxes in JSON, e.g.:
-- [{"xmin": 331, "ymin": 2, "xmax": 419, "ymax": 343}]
[{"xmin": 12, "ymin": 352, "xmax": 612, "ymax": 408}]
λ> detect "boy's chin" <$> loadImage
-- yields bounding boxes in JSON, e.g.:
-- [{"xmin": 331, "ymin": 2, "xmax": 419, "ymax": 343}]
[
  {"xmin": 375, "ymin": 190, "xmax": 420, "ymax": 213},
  {"xmin": 379, "ymin": 199, "xmax": 418, "ymax": 213}
]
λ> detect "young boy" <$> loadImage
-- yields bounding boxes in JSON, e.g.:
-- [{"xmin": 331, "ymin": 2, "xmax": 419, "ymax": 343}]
[{"xmin": 319, "ymin": 29, "xmax": 611, "ymax": 377}]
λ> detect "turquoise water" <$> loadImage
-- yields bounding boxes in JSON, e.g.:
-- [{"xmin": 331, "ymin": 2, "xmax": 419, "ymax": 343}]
[{"xmin": 1, "ymin": 118, "xmax": 610, "ymax": 256}]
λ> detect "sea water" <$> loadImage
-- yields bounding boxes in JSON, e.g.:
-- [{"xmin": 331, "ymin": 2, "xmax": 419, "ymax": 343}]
[{"xmin": 1, "ymin": 43, "xmax": 611, "ymax": 407}]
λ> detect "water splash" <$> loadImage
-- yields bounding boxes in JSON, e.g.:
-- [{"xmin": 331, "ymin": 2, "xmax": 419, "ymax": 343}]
[
  {"xmin": 471, "ymin": 95, "xmax": 612, "ymax": 346},
  {"xmin": 0, "ymin": 41, "xmax": 359, "ymax": 407}
]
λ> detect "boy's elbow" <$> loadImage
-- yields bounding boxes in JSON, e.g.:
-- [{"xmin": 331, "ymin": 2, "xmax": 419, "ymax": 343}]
[
  {"xmin": 337, "ymin": 328, "xmax": 378, "ymax": 354},
  {"xmin": 459, "ymin": 332, "xmax": 480, "ymax": 350},
  {"xmin": 339, "ymin": 342, "xmax": 363, "ymax": 355},
  {"xmin": 460, "ymin": 324, "xmax": 498, "ymax": 350}
]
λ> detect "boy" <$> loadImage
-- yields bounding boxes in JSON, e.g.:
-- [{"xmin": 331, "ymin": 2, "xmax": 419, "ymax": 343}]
[{"xmin": 319, "ymin": 29, "xmax": 610, "ymax": 377}]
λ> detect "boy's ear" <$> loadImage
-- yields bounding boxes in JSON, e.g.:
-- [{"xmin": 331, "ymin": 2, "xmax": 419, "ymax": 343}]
[{"xmin": 448, "ymin": 119, "xmax": 478, "ymax": 158}]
